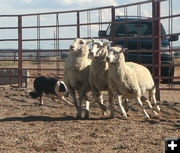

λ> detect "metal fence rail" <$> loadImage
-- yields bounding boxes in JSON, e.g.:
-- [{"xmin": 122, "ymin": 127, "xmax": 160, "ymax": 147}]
[{"xmin": 0, "ymin": 0, "xmax": 179, "ymax": 100}]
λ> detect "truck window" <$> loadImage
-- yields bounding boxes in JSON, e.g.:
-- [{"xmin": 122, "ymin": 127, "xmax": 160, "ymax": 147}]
[
  {"xmin": 106, "ymin": 20, "xmax": 166, "ymax": 38},
  {"xmin": 116, "ymin": 22, "xmax": 152, "ymax": 36}
]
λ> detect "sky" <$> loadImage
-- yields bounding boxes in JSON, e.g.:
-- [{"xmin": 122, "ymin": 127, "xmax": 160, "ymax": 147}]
[
  {"xmin": 0, "ymin": 0, "xmax": 180, "ymax": 49},
  {"xmin": 0, "ymin": 0, "xmax": 179, "ymax": 15},
  {"xmin": 0, "ymin": 0, "xmax": 128, "ymax": 14}
]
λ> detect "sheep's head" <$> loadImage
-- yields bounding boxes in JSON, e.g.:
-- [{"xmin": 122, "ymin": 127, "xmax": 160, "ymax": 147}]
[
  {"xmin": 89, "ymin": 41, "xmax": 110, "ymax": 59},
  {"xmin": 106, "ymin": 46, "xmax": 126, "ymax": 64},
  {"xmin": 70, "ymin": 38, "xmax": 93, "ymax": 52}
]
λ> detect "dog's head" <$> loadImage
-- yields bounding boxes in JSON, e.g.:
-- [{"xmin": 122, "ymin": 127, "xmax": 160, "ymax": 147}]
[{"xmin": 59, "ymin": 81, "xmax": 69, "ymax": 97}]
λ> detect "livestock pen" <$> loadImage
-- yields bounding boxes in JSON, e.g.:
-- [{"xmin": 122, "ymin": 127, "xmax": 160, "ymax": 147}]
[
  {"xmin": 0, "ymin": 0, "xmax": 180, "ymax": 101},
  {"xmin": 0, "ymin": 0, "xmax": 179, "ymax": 152}
]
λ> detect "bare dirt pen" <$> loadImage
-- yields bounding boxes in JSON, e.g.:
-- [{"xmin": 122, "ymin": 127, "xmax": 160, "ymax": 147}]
[
  {"xmin": 0, "ymin": 59, "xmax": 180, "ymax": 153},
  {"xmin": 0, "ymin": 85, "xmax": 179, "ymax": 153}
]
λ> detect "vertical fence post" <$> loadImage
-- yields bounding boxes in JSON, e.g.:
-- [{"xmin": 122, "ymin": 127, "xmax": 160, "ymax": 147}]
[
  {"xmin": 111, "ymin": 6, "xmax": 116, "ymax": 46},
  {"xmin": 18, "ymin": 15, "xmax": 23, "ymax": 88},
  {"xmin": 77, "ymin": 11, "xmax": 80, "ymax": 38},
  {"xmin": 152, "ymin": 0, "xmax": 161, "ymax": 101}
]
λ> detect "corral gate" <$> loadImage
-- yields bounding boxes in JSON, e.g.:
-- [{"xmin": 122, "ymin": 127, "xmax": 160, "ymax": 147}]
[{"xmin": 0, "ymin": 0, "xmax": 180, "ymax": 100}]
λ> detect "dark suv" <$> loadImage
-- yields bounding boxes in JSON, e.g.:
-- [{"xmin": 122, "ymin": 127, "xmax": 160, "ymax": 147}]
[{"xmin": 99, "ymin": 16, "xmax": 178, "ymax": 83}]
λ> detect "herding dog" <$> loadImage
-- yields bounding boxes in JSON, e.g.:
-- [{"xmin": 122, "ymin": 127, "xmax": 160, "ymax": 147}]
[{"xmin": 29, "ymin": 76, "xmax": 73, "ymax": 105}]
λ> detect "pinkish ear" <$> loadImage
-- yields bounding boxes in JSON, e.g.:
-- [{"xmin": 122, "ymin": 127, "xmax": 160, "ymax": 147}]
[
  {"xmin": 86, "ymin": 38, "xmax": 94, "ymax": 44},
  {"xmin": 103, "ymin": 41, "xmax": 110, "ymax": 47},
  {"xmin": 122, "ymin": 48, "xmax": 128, "ymax": 52}
]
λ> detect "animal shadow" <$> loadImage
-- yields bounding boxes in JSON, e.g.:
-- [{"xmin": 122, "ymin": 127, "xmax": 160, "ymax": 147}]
[{"xmin": 0, "ymin": 115, "xmax": 111, "ymax": 123}]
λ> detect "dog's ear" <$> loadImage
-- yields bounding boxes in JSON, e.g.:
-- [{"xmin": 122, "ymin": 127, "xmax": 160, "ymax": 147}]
[{"xmin": 59, "ymin": 82, "xmax": 66, "ymax": 92}]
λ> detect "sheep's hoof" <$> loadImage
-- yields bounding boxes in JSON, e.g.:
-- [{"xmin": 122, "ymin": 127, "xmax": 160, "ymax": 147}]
[
  {"xmin": 110, "ymin": 113, "xmax": 115, "ymax": 119},
  {"xmin": 124, "ymin": 107, "xmax": 129, "ymax": 113},
  {"xmin": 84, "ymin": 110, "xmax": 89, "ymax": 119},
  {"xmin": 123, "ymin": 114, "xmax": 128, "ymax": 119},
  {"xmin": 76, "ymin": 115, "xmax": 82, "ymax": 119},
  {"xmin": 101, "ymin": 105, "xmax": 107, "ymax": 112},
  {"xmin": 153, "ymin": 111, "xmax": 158, "ymax": 116},
  {"xmin": 103, "ymin": 111, "xmax": 107, "ymax": 117},
  {"xmin": 76, "ymin": 112, "xmax": 82, "ymax": 119},
  {"xmin": 145, "ymin": 115, "xmax": 150, "ymax": 120},
  {"xmin": 157, "ymin": 106, "xmax": 161, "ymax": 112}
]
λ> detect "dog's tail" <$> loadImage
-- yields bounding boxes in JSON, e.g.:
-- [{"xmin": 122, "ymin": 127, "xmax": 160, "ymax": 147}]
[{"xmin": 29, "ymin": 90, "xmax": 40, "ymax": 99}]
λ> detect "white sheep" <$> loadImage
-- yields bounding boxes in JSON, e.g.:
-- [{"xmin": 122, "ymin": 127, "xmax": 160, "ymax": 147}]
[
  {"xmin": 88, "ymin": 40, "xmax": 129, "ymax": 117},
  {"xmin": 64, "ymin": 38, "xmax": 92, "ymax": 118},
  {"xmin": 88, "ymin": 40, "xmax": 109, "ymax": 116},
  {"xmin": 106, "ymin": 46, "xmax": 160, "ymax": 119}
]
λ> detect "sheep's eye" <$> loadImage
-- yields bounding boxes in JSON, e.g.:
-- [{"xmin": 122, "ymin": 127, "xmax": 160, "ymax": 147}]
[
  {"xmin": 96, "ymin": 44, "xmax": 100, "ymax": 47},
  {"xmin": 80, "ymin": 41, "xmax": 84, "ymax": 44},
  {"xmin": 113, "ymin": 51, "xmax": 117, "ymax": 54}
]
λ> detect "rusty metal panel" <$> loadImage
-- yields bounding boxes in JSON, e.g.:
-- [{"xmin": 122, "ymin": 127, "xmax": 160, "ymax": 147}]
[
  {"xmin": 152, "ymin": 0, "xmax": 161, "ymax": 100},
  {"xmin": 0, "ymin": 0, "xmax": 179, "ymax": 97},
  {"xmin": 18, "ymin": 16, "xmax": 23, "ymax": 88}
]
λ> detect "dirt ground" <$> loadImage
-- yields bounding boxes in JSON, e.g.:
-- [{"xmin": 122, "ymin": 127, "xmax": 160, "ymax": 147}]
[
  {"xmin": 0, "ymin": 60, "xmax": 180, "ymax": 153},
  {"xmin": 0, "ymin": 85, "xmax": 179, "ymax": 153}
]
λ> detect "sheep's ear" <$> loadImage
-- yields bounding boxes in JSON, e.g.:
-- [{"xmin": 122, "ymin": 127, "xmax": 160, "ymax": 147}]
[
  {"xmin": 86, "ymin": 38, "xmax": 94, "ymax": 44},
  {"xmin": 109, "ymin": 41, "xmax": 113, "ymax": 45},
  {"xmin": 103, "ymin": 41, "xmax": 110, "ymax": 47},
  {"xmin": 122, "ymin": 48, "xmax": 128, "ymax": 52},
  {"xmin": 90, "ymin": 37, "xmax": 94, "ymax": 43}
]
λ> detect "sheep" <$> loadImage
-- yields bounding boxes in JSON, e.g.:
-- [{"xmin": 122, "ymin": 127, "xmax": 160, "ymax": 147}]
[
  {"xmin": 88, "ymin": 40, "xmax": 128, "ymax": 117},
  {"xmin": 63, "ymin": 38, "xmax": 92, "ymax": 118},
  {"xmin": 88, "ymin": 40, "xmax": 109, "ymax": 116},
  {"xmin": 126, "ymin": 62, "xmax": 160, "ymax": 113},
  {"xmin": 106, "ymin": 46, "xmax": 160, "ymax": 119}
]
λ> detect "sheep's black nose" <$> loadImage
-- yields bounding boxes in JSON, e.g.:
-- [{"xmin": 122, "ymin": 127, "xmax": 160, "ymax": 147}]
[
  {"xmin": 70, "ymin": 45, "xmax": 74, "ymax": 50},
  {"xmin": 65, "ymin": 91, "xmax": 69, "ymax": 97},
  {"xmin": 106, "ymin": 57, "xmax": 110, "ymax": 62},
  {"xmin": 88, "ymin": 52, "xmax": 94, "ymax": 58}
]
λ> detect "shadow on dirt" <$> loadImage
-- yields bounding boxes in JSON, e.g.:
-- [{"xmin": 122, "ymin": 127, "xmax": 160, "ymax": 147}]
[{"xmin": 0, "ymin": 115, "xmax": 111, "ymax": 122}]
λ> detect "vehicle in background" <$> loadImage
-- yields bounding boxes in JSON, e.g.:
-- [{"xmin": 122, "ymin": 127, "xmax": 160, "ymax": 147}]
[{"xmin": 99, "ymin": 16, "xmax": 179, "ymax": 83}]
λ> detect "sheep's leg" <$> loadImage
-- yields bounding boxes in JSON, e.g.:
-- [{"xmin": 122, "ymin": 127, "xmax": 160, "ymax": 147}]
[
  {"xmin": 137, "ymin": 97, "xmax": 150, "ymax": 119},
  {"xmin": 99, "ymin": 93, "xmax": 107, "ymax": 116},
  {"xmin": 151, "ymin": 94, "xmax": 161, "ymax": 112},
  {"xmin": 92, "ymin": 90, "xmax": 107, "ymax": 117},
  {"xmin": 141, "ymin": 96, "xmax": 158, "ymax": 116},
  {"xmin": 119, "ymin": 97, "xmax": 129, "ymax": 114},
  {"xmin": 123, "ymin": 98, "xmax": 129, "ymax": 112},
  {"xmin": 141, "ymin": 96, "xmax": 152, "ymax": 108},
  {"xmin": 68, "ymin": 88, "xmax": 79, "ymax": 118},
  {"xmin": 85, "ymin": 100, "xmax": 90, "ymax": 118},
  {"xmin": 149, "ymin": 90, "xmax": 161, "ymax": 112},
  {"xmin": 108, "ymin": 90, "xmax": 115, "ymax": 118},
  {"xmin": 117, "ymin": 95, "xmax": 127, "ymax": 118},
  {"xmin": 78, "ymin": 90, "xmax": 87, "ymax": 119},
  {"xmin": 84, "ymin": 94, "xmax": 90, "ymax": 119}
]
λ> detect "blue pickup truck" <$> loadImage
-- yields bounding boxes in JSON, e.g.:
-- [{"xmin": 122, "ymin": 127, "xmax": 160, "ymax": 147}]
[{"xmin": 98, "ymin": 16, "xmax": 178, "ymax": 83}]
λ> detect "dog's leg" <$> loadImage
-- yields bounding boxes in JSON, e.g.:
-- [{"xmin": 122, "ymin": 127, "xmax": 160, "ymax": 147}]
[
  {"xmin": 49, "ymin": 94, "xmax": 58, "ymax": 102},
  {"xmin": 55, "ymin": 90, "xmax": 73, "ymax": 106},
  {"xmin": 61, "ymin": 96, "xmax": 73, "ymax": 106},
  {"xmin": 40, "ymin": 96, "xmax": 44, "ymax": 105}
]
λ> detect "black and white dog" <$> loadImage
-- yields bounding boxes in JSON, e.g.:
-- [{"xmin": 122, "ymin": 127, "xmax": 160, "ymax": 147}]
[{"xmin": 29, "ymin": 76, "xmax": 73, "ymax": 105}]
